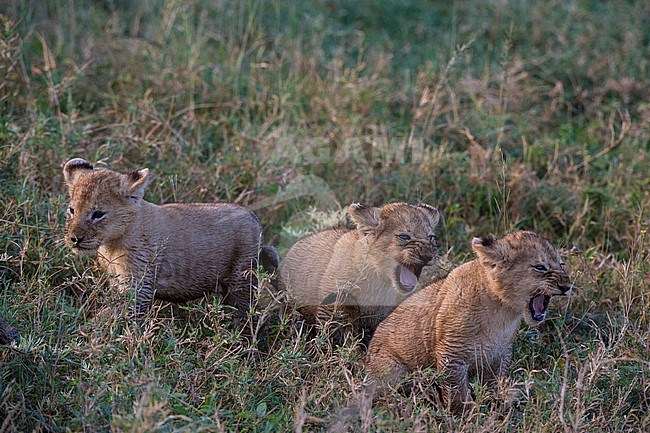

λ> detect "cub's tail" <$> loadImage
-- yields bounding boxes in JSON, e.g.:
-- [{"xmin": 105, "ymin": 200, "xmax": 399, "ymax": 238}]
[{"xmin": 259, "ymin": 244, "xmax": 280, "ymax": 273}]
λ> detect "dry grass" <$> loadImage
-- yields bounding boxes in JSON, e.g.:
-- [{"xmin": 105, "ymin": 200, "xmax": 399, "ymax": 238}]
[{"xmin": 1, "ymin": 0, "xmax": 649, "ymax": 431}]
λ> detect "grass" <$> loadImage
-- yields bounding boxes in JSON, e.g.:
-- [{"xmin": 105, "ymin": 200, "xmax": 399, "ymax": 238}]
[{"xmin": 1, "ymin": 0, "xmax": 649, "ymax": 431}]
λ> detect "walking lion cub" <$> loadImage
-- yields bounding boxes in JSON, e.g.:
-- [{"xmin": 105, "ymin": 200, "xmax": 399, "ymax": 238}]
[
  {"xmin": 63, "ymin": 158, "xmax": 279, "ymax": 322},
  {"xmin": 367, "ymin": 231, "xmax": 574, "ymax": 413},
  {"xmin": 280, "ymin": 202, "xmax": 440, "ymax": 339}
]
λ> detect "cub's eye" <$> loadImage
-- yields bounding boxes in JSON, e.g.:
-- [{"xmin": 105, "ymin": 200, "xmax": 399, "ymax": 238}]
[
  {"xmin": 68, "ymin": 207, "xmax": 74, "ymax": 215},
  {"xmin": 91, "ymin": 210, "xmax": 106, "ymax": 221},
  {"xmin": 397, "ymin": 234, "xmax": 411, "ymax": 241},
  {"xmin": 532, "ymin": 264, "xmax": 547, "ymax": 272}
]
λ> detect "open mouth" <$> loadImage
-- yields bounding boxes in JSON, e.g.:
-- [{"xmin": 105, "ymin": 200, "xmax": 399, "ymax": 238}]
[
  {"xmin": 396, "ymin": 264, "xmax": 423, "ymax": 293},
  {"xmin": 529, "ymin": 294, "xmax": 550, "ymax": 322}
]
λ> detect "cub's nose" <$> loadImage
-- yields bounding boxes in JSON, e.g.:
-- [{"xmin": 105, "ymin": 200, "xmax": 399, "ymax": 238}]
[
  {"xmin": 423, "ymin": 243, "xmax": 438, "ymax": 261},
  {"xmin": 70, "ymin": 235, "xmax": 84, "ymax": 245},
  {"xmin": 558, "ymin": 283, "xmax": 575, "ymax": 294},
  {"xmin": 419, "ymin": 254, "xmax": 435, "ymax": 265}
]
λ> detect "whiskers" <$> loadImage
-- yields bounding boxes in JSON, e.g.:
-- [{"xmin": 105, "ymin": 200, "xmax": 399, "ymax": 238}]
[{"xmin": 53, "ymin": 237, "xmax": 68, "ymax": 249}]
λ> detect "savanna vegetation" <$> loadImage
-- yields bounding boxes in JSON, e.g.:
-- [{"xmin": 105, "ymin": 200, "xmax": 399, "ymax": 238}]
[{"xmin": 1, "ymin": 0, "xmax": 649, "ymax": 431}]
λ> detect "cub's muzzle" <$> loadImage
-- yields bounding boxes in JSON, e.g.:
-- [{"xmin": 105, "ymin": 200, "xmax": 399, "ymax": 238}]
[
  {"xmin": 69, "ymin": 234, "xmax": 84, "ymax": 246},
  {"xmin": 557, "ymin": 283, "xmax": 575, "ymax": 295}
]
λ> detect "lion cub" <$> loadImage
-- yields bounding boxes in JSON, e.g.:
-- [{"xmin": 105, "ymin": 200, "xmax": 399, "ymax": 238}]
[
  {"xmin": 367, "ymin": 231, "xmax": 574, "ymax": 413},
  {"xmin": 280, "ymin": 202, "xmax": 440, "ymax": 339},
  {"xmin": 63, "ymin": 158, "xmax": 279, "ymax": 322}
]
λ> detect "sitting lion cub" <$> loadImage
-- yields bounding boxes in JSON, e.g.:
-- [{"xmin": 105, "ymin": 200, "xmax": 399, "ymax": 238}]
[
  {"xmin": 63, "ymin": 158, "xmax": 279, "ymax": 322},
  {"xmin": 367, "ymin": 231, "xmax": 574, "ymax": 413},
  {"xmin": 280, "ymin": 202, "xmax": 440, "ymax": 339}
]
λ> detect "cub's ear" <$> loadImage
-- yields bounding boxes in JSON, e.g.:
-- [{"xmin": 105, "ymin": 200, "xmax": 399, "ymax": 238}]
[
  {"xmin": 122, "ymin": 168, "xmax": 150, "ymax": 202},
  {"xmin": 348, "ymin": 203, "xmax": 381, "ymax": 235},
  {"xmin": 63, "ymin": 158, "xmax": 94, "ymax": 190},
  {"xmin": 417, "ymin": 203, "xmax": 440, "ymax": 228},
  {"xmin": 472, "ymin": 235, "xmax": 510, "ymax": 268}
]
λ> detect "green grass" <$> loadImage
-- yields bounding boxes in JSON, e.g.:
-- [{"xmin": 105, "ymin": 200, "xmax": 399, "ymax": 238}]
[{"xmin": 1, "ymin": 0, "xmax": 649, "ymax": 431}]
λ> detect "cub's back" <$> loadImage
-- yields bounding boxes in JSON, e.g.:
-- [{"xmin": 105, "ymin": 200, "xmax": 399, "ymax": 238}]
[
  {"xmin": 159, "ymin": 202, "xmax": 261, "ymax": 238},
  {"xmin": 138, "ymin": 202, "xmax": 264, "ymax": 301},
  {"xmin": 281, "ymin": 228, "xmax": 350, "ymax": 307},
  {"xmin": 153, "ymin": 202, "xmax": 261, "ymax": 251}
]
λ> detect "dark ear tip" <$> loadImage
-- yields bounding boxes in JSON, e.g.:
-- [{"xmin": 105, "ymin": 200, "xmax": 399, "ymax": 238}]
[
  {"xmin": 64, "ymin": 158, "xmax": 94, "ymax": 172},
  {"xmin": 128, "ymin": 170, "xmax": 142, "ymax": 182},
  {"xmin": 472, "ymin": 234, "xmax": 496, "ymax": 248},
  {"xmin": 348, "ymin": 203, "xmax": 370, "ymax": 217},
  {"xmin": 418, "ymin": 203, "xmax": 438, "ymax": 212},
  {"xmin": 481, "ymin": 235, "xmax": 496, "ymax": 247},
  {"xmin": 418, "ymin": 203, "xmax": 440, "ymax": 220},
  {"xmin": 127, "ymin": 168, "xmax": 150, "ymax": 183}
]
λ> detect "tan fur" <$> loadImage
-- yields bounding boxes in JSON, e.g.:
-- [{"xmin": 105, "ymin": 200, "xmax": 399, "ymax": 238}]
[
  {"xmin": 63, "ymin": 158, "xmax": 279, "ymax": 320},
  {"xmin": 280, "ymin": 202, "xmax": 440, "ymax": 337},
  {"xmin": 367, "ymin": 231, "xmax": 574, "ymax": 413}
]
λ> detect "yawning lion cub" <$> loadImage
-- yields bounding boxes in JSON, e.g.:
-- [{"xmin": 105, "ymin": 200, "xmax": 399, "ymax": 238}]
[{"xmin": 281, "ymin": 202, "xmax": 440, "ymax": 340}]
